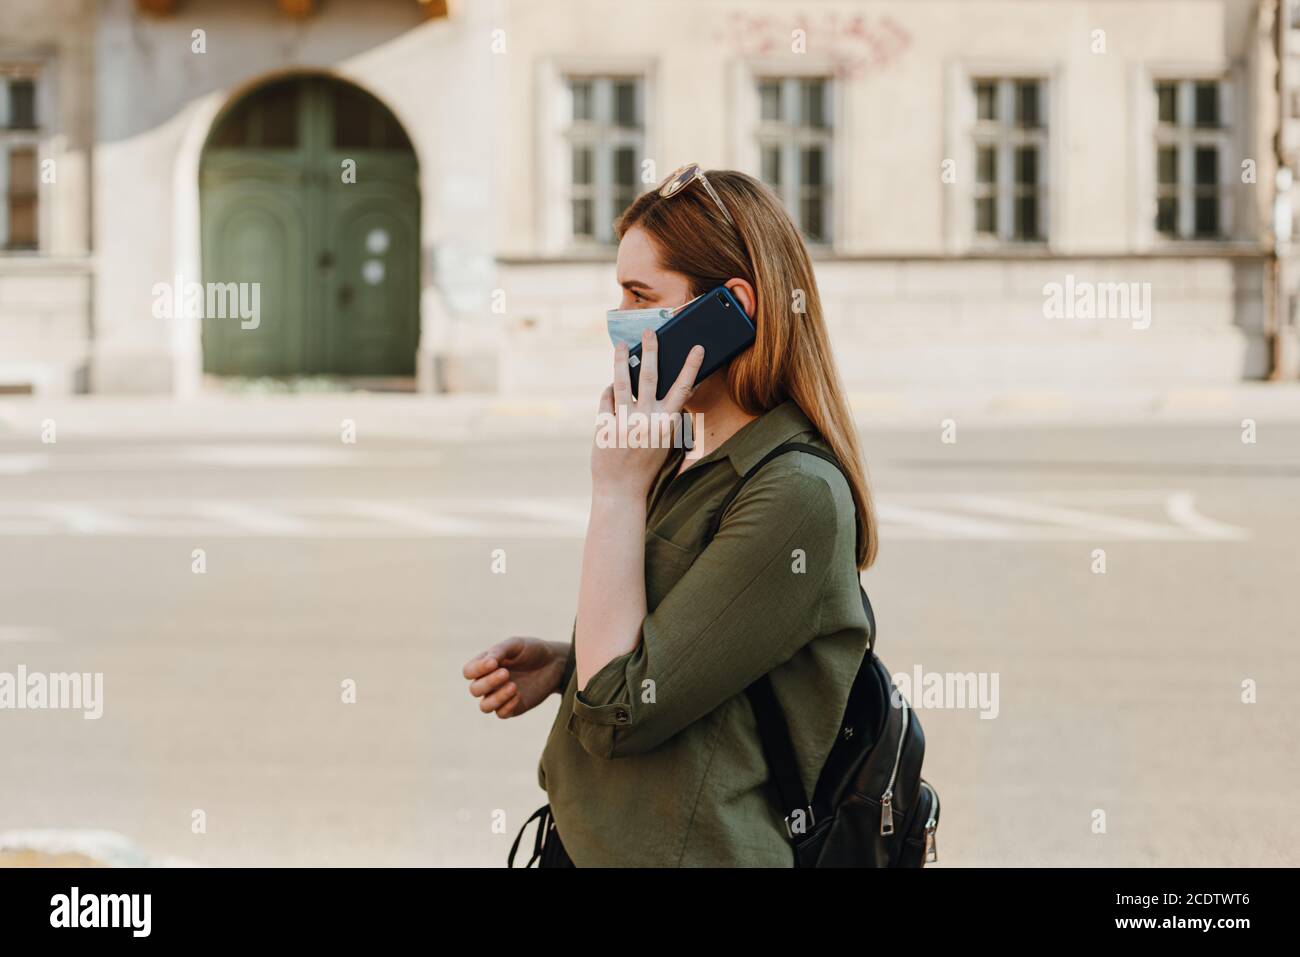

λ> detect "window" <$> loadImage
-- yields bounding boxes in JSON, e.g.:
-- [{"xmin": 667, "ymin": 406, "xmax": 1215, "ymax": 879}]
[
  {"xmin": 7, "ymin": 78, "xmax": 35, "ymax": 129},
  {"xmin": 0, "ymin": 68, "xmax": 40, "ymax": 250},
  {"xmin": 209, "ymin": 77, "xmax": 301, "ymax": 149},
  {"xmin": 971, "ymin": 77, "xmax": 1048, "ymax": 243},
  {"xmin": 1154, "ymin": 79, "xmax": 1229, "ymax": 240},
  {"xmin": 564, "ymin": 75, "xmax": 643, "ymax": 245},
  {"xmin": 756, "ymin": 77, "xmax": 832, "ymax": 244},
  {"xmin": 331, "ymin": 83, "xmax": 412, "ymax": 151}
]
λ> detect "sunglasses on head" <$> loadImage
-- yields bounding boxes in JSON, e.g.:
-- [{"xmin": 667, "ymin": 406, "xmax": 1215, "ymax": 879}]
[{"xmin": 657, "ymin": 162, "xmax": 740, "ymax": 231}]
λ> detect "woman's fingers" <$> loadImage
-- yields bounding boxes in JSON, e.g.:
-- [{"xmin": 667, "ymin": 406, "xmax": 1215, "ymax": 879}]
[
  {"xmin": 597, "ymin": 384, "xmax": 614, "ymax": 417},
  {"xmin": 636, "ymin": 330, "xmax": 658, "ymax": 407},
  {"xmin": 612, "ymin": 341, "xmax": 633, "ymax": 408},
  {"xmin": 462, "ymin": 654, "xmax": 498, "ymax": 680},
  {"xmin": 462, "ymin": 636, "xmax": 524, "ymax": 679},
  {"xmin": 479, "ymin": 680, "xmax": 518, "ymax": 714},
  {"xmin": 663, "ymin": 344, "xmax": 705, "ymax": 413},
  {"xmin": 468, "ymin": 666, "xmax": 510, "ymax": 698},
  {"xmin": 495, "ymin": 693, "xmax": 522, "ymax": 719}
]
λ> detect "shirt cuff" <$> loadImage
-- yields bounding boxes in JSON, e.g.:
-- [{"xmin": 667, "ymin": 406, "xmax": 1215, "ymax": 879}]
[{"xmin": 566, "ymin": 650, "xmax": 635, "ymax": 758}]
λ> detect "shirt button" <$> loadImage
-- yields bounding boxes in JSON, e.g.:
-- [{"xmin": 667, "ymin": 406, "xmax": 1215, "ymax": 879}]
[{"xmin": 615, "ymin": 709, "xmax": 630, "ymax": 723}]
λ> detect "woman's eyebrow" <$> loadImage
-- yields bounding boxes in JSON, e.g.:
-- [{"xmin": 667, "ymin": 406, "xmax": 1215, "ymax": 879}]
[{"xmin": 619, "ymin": 279, "xmax": 653, "ymax": 293}]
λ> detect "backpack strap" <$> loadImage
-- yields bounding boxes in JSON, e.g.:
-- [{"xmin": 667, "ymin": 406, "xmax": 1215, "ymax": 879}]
[
  {"xmin": 507, "ymin": 804, "xmax": 552, "ymax": 868},
  {"xmin": 705, "ymin": 440, "xmax": 872, "ymax": 653},
  {"xmin": 702, "ymin": 440, "xmax": 871, "ymax": 839},
  {"xmin": 704, "ymin": 441, "xmax": 854, "ymax": 548}
]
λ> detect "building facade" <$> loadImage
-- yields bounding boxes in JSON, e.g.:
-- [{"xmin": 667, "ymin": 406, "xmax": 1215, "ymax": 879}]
[{"xmin": 2, "ymin": 0, "xmax": 1298, "ymax": 395}]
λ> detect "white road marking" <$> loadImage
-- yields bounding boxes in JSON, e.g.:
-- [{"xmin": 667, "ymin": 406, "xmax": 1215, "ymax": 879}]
[
  {"xmin": 38, "ymin": 504, "xmax": 136, "ymax": 534},
  {"xmin": 876, "ymin": 503, "xmax": 1018, "ymax": 539},
  {"xmin": 0, "ymin": 454, "xmax": 49, "ymax": 475},
  {"xmin": 344, "ymin": 501, "xmax": 482, "ymax": 535},
  {"xmin": 1037, "ymin": 490, "xmax": 1191, "ymax": 505},
  {"xmin": 0, "ymin": 492, "xmax": 1249, "ymax": 541},
  {"xmin": 943, "ymin": 494, "xmax": 1194, "ymax": 540},
  {"xmin": 493, "ymin": 497, "xmax": 591, "ymax": 528},
  {"xmin": 1164, "ymin": 492, "xmax": 1250, "ymax": 541},
  {"xmin": 181, "ymin": 445, "xmax": 360, "ymax": 467},
  {"xmin": 192, "ymin": 502, "xmax": 309, "ymax": 534},
  {"xmin": 0, "ymin": 626, "xmax": 59, "ymax": 643},
  {"xmin": 0, "ymin": 446, "xmax": 444, "ymax": 472}
]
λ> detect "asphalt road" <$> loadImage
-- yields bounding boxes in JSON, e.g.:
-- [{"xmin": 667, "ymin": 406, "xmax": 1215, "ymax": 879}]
[{"xmin": 0, "ymin": 408, "xmax": 1296, "ymax": 866}]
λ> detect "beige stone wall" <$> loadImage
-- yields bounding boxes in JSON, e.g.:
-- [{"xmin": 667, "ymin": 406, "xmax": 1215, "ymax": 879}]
[
  {"xmin": 0, "ymin": 0, "xmax": 95, "ymax": 393},
  {"xmin": 496, "ymin": 0, "xmax": 1265, "ymax": 256},
  {"xmin": 488, "ymin": 0, "xmax": 1274, "ymax": 392},
  {"xmin": 0, "ymin": 0, "xmax": 1283, "ymax": 393}
]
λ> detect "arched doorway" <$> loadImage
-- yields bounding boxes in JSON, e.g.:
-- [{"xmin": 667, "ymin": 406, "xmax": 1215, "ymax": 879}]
[{"xmin": 199, "ymin": 74, "xmax": 419, "ymax": 377}]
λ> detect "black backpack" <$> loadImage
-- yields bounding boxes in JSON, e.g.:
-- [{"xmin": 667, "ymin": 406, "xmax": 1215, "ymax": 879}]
[{"xmin": 704, "ymin": 441, "xmax": 941, "ymax": 868}]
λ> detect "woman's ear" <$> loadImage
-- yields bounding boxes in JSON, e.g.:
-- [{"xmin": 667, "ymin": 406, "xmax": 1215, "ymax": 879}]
[{"xmin": 723, "ymin": 278, "xmax": 757, "ymax": 317}]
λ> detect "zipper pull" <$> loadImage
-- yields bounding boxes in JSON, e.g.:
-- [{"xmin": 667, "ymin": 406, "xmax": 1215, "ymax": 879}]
[
  {"xmin": 879, "ymin": 790, "xmax": 894, "ymax": 836},
  {"xmin": 924, "ymin": 824, "xmax": 938, "ymax": 863}
]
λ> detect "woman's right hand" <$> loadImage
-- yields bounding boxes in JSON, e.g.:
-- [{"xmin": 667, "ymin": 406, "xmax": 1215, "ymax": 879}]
[{"xmin": 462, "ymin": 637, "xmax": 569, "ymax": 719}]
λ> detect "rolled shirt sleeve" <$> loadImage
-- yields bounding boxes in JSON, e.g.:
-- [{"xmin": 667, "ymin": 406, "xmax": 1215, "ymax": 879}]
[{"xmin": 566, "ymin": 460, "xmax": 840, "ymax": 759}]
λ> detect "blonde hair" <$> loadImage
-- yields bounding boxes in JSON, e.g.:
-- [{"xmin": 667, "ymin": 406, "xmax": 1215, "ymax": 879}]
[{"xmin": 615, "ymin": 170, "xmax": 878, "ymax": 569}]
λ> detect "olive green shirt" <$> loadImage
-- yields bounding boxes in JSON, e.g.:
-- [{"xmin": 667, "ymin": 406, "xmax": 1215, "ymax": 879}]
[{"xmin": 537, "ymin": 398, "xmax": 872, "ymax": 867}]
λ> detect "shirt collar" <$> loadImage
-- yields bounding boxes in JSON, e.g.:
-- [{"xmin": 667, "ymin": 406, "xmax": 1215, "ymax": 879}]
[{"xmin": 687, "ymin": 397, "xmax": 815, "ymax": 477}]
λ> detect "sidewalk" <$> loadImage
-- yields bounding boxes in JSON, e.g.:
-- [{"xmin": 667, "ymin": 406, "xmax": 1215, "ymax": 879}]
[
  {"xmin": 1, "ymin": 383, "xmax": 1298, "ymax": 441},
  {"xmin": 0, "ymin": 831, "xmax": 192, "ymax": 868}
]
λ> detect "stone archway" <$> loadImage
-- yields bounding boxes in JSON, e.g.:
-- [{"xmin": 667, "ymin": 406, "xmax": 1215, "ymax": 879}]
[{"xmin": 199, "ymin": 73, "xmax": 420, "ymax": 377}]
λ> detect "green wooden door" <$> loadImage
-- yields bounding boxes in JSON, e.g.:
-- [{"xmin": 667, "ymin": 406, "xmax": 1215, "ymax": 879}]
[{"xmin": 201, "ymin": 76, "xmax": 419, "ymax": 377}]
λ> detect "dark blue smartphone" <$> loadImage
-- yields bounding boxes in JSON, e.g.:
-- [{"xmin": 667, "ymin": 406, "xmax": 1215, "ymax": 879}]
[{"xmin": 628, "ymin": 285, "xmax": 757, "ymax": 400}]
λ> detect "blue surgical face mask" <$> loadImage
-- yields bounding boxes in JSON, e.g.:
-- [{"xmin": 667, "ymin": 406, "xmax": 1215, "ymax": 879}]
[{"xmin": 606, "ymin": 296, "xmax": 698, "ymax": 349}]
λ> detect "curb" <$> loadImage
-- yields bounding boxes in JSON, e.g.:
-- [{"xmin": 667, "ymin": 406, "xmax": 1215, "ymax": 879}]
[{"xmin": 0, "ymin": 385, "xmax": 1298, "ymax": 441}]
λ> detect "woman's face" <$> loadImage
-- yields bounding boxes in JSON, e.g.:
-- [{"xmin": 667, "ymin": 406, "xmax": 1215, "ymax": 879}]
[{"xmin": 614, "ymin": 225, "xmax": 694, "ymax": 312}]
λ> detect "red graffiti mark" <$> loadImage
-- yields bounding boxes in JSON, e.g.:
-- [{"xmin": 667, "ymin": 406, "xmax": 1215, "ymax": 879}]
[{"xmin": 720, "ymin": 11, "xmax": 912, "ymax": 80}]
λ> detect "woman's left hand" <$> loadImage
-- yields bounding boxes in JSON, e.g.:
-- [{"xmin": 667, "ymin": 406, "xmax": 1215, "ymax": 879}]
[{"xmin": 591, "ymin": 330, "xmax": 704, "ymax": 502}]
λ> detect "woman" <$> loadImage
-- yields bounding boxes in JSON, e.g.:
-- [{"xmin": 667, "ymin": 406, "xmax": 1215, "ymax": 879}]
[{"xmin": 463, "ymin": 165, "xmax": 877, "ymax": 867}]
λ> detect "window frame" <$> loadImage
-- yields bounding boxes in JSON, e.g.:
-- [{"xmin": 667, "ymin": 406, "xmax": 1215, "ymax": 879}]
[
  {"xmin": 563, "ymin": 75, "xmax": 644, "ymax": 246},
  {"xmin": 753, "ymin": 74, "xmax": 835, "ymax": 247},
  {"xmin": 726, "ymin": 56, "xmax": 846, "ymax": 254},
  {"xmin": 969, "ymin": 75, "xmax": 1050, "ymax": 247},
  {"xmin": 1150, "ymin": 76, "xmax": 1234, "ymax": 243},
  {"xmin": 537, "ymin": 58, "xmax": 657, "ymax": 255},
  {"xmin": 944, "ymin": 61, "xmax": 1062, "ymax": 254},
  {"xmin": 1132, "ymin": 63, "xmax": 1247, "ymax": 250},
  {"xmin": 0, "ymin": 62, "xmax": 47, "ymax": 253}
]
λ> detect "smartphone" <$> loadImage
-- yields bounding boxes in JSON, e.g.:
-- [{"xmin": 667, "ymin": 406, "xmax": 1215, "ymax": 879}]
[{"xmin": 628, "ymin": 285, "xmax": 757, "ymax": 400}]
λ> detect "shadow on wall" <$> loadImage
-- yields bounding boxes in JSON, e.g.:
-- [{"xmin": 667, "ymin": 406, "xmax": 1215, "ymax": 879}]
[{"xmin": 98, "ymin": 0, "xmax": 439, "ymax": 145}]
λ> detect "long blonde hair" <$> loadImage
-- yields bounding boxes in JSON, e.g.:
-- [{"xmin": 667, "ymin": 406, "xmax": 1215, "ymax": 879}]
[{"xmin": 615, "ymin": 169, "xmax": 878, "ymax": 569}]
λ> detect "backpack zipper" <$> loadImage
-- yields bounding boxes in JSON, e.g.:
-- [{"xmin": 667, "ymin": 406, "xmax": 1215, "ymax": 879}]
[
  {"xmin": 920, "ymin": 779, "xmax": 939, "ymax": 863},
  {"xmin": 878, "ymin": 694, "xmax": 909, "ymax": 836}
]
